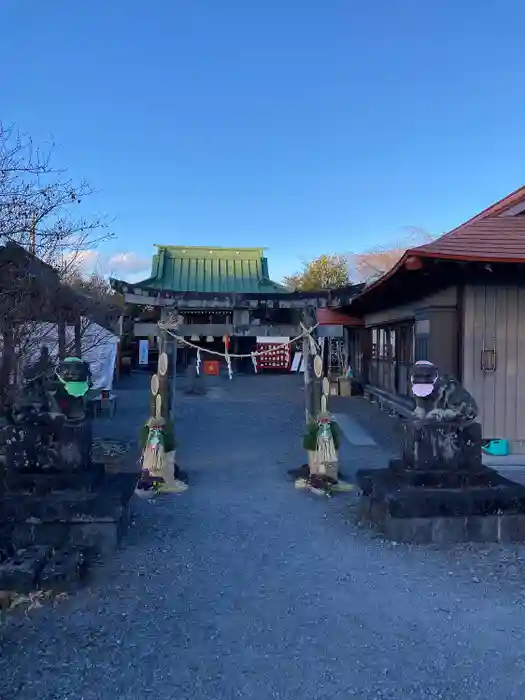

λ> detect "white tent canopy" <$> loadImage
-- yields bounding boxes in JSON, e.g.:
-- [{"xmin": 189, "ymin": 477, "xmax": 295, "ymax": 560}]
[{"xmin": 23, "ymin": 320, "xmax": 119, "ymax": 392}]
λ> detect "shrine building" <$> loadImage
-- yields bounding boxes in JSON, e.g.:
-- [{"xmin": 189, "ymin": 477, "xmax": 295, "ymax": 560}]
[{"xmin": 110, "ymin": 245, "xmax": 348, "ymax": 375}]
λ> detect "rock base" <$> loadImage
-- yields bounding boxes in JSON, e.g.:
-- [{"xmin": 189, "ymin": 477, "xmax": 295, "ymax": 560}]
[
  {"xmin": 356, "ymin": 462, "xmax": 525, "ymax": 544},
  {"xmin": 0, "ymin": 472, "xmax": 137, "ymax": 592}
]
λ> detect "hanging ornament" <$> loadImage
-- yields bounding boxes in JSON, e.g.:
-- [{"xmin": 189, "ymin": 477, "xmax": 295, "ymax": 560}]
[
  {"xmin": 150, "ymin": 374, "xmax": 159, "ymax": 396},
  {"xmin": 224, "ymin": 333, "xmax": 233, "ymax": 380},
  {"xmin": 141, "ymin": 416, "xmax": 166, "ymax": 478},
  {"xmin": 315, "ymin": 414, "xmax": 338, "ymax": 466},
  {"xmin": 196, "ymin": 348, "xmax": 201, "ymax": 375},
  {"xmin": 158, "ymin": 353, "xmax": 168, "ymax": 376},
  {"xmin": 206, "ymin": 336, "xmax": 214, "ymax": 342},
  {"xmin": 251, "ymin": 352, "xmax": 258, "ymax": 373}
]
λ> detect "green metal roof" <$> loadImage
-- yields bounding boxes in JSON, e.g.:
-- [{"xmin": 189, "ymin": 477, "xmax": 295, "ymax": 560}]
[{"xmin": 136, "ymin": 245, "xmax": 290, "ymax": 294}]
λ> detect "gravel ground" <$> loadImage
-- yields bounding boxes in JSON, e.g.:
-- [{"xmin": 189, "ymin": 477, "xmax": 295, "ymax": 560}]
[
  {"xmin": 2, "ymin": 374, "xmax": 525, "ymax": 699},
  {"xmin": 331, "ymin": 393, "xmax": 404, "ymax": 454}
]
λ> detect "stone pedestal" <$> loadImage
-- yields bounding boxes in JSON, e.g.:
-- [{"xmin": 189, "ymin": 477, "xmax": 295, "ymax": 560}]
[
  {"xmin": 54, "ymin": 419, "xmax": 93, "ymax": 470},
  {"xmin": 356, "ymin": 418, "xmax": 525, "ymax": 544},
  {"xmin": 0, "ymin": 411, "xmax": 136, "ymax": 593}
]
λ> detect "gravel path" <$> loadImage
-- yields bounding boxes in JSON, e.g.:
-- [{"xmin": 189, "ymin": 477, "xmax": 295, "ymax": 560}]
[{"xmin": 2, "ymin": 374, "xmax": 525, "ymax": 699}]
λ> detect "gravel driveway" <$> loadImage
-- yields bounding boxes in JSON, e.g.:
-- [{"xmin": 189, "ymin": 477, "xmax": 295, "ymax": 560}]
[{"xmin": 2, "ymin": 374, "xmax": 525, "ymax": 700}]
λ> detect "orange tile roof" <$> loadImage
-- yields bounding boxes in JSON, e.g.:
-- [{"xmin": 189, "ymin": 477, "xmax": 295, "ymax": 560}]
[
  {"xmin": 413, "ymin": 216, "xmax": 525, "ymax": 262},
  {"xmin": 461, "ymin": 184, "xmax": 525, "ymax": 224},
  {"xmin": 351, "ymin": 185, "xmax": 525, "ymax": 301}
]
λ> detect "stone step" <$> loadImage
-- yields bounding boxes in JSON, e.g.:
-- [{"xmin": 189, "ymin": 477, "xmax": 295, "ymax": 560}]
[
  {"xmin": 0, "ymin": 545, "xmax": 53, "ymax": 593},
  {"xmin": 357, "ymin": 465, "xmax": 525, "ymax": 518},
  {"xmin": 4, "ymin": 463, "xmax": 106, "ymax": 495},
  {"xmin": 359, "ymin": 497, "xmax": 525, "ymax": 544},
  {"xmin": 0, "ymin": 545, "xmax": 87, "ymax": 593},
  {"xmin": 0, "ymin": 473, "xmax": 137, "ymax": 557}
]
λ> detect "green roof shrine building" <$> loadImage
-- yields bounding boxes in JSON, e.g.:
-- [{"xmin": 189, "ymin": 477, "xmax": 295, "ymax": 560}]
[
  {"xmin": 111, "ymin": 245, "xmax": 332, "ymax": 373},
  {"xmin": 135, "ymin": 245, "xmax": 288, "ymax": 295}
]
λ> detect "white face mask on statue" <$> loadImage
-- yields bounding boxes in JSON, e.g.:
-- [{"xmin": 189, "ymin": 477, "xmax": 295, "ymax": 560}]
[
  {"xmin": 411, "ymin": 382, "xmax": 436, "ymax": 398},
  {"xmin": 411, "ymin": 360, "xmax": 438, "ymax": 398}
]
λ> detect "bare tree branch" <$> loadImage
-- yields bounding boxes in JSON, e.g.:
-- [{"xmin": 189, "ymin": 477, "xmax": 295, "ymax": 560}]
[
  {"xmin": 0, "ymin": 123, "xmax": 118, "ymax": 398},
  {"xmin": 348, "ymin": 227, "xmax": 434, "ymax": 282}
]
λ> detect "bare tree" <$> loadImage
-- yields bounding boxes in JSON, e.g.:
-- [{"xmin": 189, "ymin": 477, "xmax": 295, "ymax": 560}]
[
  {"xmin": 0, "ymin": 123, "xmax": 116, "ymax": 396},
  {"xmin": 11, "ymin": 271, "xmax": 122, "ymax": 383},
  {"xmin": 0, "ymin": 124, "xmax": 111, "ymax": 266},
  {"xmin": 349, "ymin": 227, "xmax": 434, "ymax": 282}
]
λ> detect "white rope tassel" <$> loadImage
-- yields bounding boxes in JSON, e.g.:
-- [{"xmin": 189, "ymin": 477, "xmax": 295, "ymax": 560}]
[
  {"xmin": 196, "ymin": 348, "xmax": 201, "ymax": 375},
  {"xmin": 226, "ymin": 353, "xmax": 233, "ymax": 380},
  {"xmin": 159, "ymin": 322, "xmax": 319, "ymax": 359},
  {"xmin": 251, "ymin": 352, "xmax": 258, "ymax": 373},
  {"xmin": 316, "ymin": 420, "xmax": 337, "ymax": 465},
  {"xmin": 142, "ymin": 442, "xmax": 165, "ymax": 478}
]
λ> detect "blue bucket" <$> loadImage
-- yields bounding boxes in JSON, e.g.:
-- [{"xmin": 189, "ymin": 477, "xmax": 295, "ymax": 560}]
[{"xmin": 482, "ymin": 439, "xmax": 510, "ymax": 457}]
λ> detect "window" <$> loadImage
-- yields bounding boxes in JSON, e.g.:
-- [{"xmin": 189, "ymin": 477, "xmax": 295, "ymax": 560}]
[
  {"xmin": 371, "ymin": 328, "xmax": 378, "ymax": 358},
  {"xmin": 367, "ymin": 322, "xmax": 415, "ymax": 395},
  {"xmin": 398, "ymin": 325, "xmax": 414, "ymax": 363},
  {"xmin": 389, "ymin": 329, "xmax": 396, "ymax": 359},
  {"xmin": 379, "ymin": 329, "xmax": 387, "ymax": 358}
]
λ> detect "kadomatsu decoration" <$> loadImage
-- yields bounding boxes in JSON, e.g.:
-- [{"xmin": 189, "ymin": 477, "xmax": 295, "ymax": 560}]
[
  {"xmin": 302, "ymin": 415, "xmax": 341, "ymax": 454},
  {"xmin": 136, "ymin": 417, "xmax": 187, "ymax": 496},
  {"xmin": 298, "ymin": 413, "xmax": 342, "ymax": 488},
  {"xmin": 140, "ymin": 416, "xmax": 167, "ymax": 476}
]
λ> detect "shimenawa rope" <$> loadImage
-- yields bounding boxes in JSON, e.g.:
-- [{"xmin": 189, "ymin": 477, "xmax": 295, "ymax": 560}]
[{"xmin": 158, "ymin": 322, "xmax": 319, "ymax": 360}]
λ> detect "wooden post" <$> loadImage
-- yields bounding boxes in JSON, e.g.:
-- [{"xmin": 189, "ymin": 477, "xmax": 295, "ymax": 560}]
[
  {"xmin": 74, "ymin": 320, "xmax": 82, "ymax": 357},
  {"xmin": 0, "ymin": 326, "xmax": 14, "ymax": 410},
  {"xmin": 157, "ymin": 329, "xmax": 169, "ymax": 420},
  {"xmin": 115, "ymin": 314, "xmax": 124, "ymax": 381},
  {"xmin": 155, "ymin": 308, "xmax": 171, "ymax": 421},
  {"xmin": 302, "ymin": 307, "xmax": 321, "ymax": 424},
  {"xmin": 169, "ymin": 337, "xmax": 178, "ymax": 418},
  {"xmin": 58, "ymin": 317, "xmax": 66, "ymax": 360}
]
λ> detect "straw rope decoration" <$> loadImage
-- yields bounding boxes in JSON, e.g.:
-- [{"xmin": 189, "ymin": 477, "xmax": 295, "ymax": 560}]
[{"xmin": 158, "ymin": 319, "xmax": 320, "ymax": 360}]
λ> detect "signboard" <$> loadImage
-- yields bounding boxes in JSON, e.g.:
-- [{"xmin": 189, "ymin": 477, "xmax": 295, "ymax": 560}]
[
  {"xmin": 138, "ymin": 339, "xmax": 149, "ymax": 366},
  {"xmin": 256, "ymin": 337, "xmax": 289, "ymax": 344},
  {"xmin": 291, "ymin": 351, "xmax": 302, "ymax": 372}
]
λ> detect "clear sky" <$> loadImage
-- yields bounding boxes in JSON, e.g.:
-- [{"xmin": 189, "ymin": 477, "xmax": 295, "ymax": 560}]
[{"xmin": 2, "ymin": 0, "xmax": 525, "ymax": 283}]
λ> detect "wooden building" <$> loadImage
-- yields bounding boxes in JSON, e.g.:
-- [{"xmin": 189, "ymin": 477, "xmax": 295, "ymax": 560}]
[{"xmin": 335, "ymin": 185, "xmax": 525, "ymax": 452}]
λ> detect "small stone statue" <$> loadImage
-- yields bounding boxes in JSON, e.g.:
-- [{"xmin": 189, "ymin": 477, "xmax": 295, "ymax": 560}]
[
  {"xmin": 410, "ymin": 360, "xmax": 477, "ymax": 423},
  {"xmin": 54, "ymin": 357, "xmax": 93, "ymax": 420},
  {"xmin": 24, "ymin": 345, "xmax": 53, "ymax": 382},
  {"xmin": 20, "ymin": 345, "xmax": 55, "ymax": 409},
  {"xmin": 6, "ymin": 346, "xmax": 61, "ymax": 426},
  {"xmin": 402, "ymin": 361, "xmax": 481, "ymax": 471}
]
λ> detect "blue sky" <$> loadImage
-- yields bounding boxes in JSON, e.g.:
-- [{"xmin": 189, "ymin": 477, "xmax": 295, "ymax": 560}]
[{"xmin": 2, "ymin": 0, "xmax": 525, "ymax": 282}]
